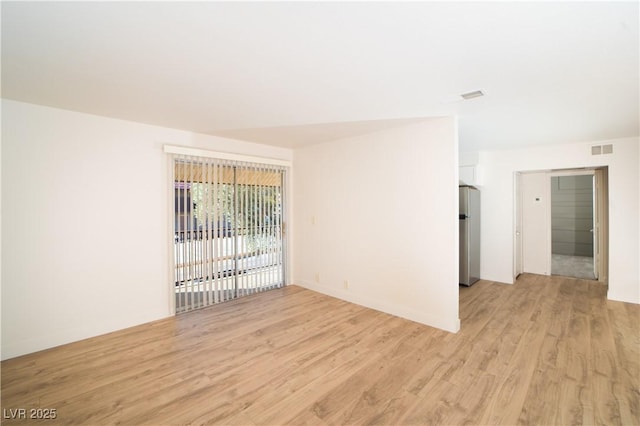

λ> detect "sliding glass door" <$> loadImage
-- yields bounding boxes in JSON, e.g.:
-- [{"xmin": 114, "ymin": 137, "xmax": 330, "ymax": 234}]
[{"xmin": 171, "ymin": 155, "xmax": 286, "ymax": 313}]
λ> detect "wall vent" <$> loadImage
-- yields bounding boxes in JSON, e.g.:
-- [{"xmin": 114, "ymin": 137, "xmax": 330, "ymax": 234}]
[{"xmin": 591, "ymin": 144, "xmax": 613, "ymax": 155}]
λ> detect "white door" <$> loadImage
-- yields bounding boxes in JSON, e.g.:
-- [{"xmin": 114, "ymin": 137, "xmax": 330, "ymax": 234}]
[
  {"xmin": 514, "ymin": 172, "xmax": 523, "ymax": 279},
  {"xmin": 521, "ymin": 172, "xmax": 549, "ymax": 275},
  {"xmin": 592, "ymin": 174, "xmax": 599, "ymax": 279},
  {"xmin": 593, "ymin": 169, "xmax": 610, "ymax": 280},
  {"xmin": 595, "ymin": 168, "xmax": 609, "ymax": 283}
]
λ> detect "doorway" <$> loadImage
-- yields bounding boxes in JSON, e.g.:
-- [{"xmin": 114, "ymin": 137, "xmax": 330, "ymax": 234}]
[
  {"xmin": 515, "ymin": 167, "xmax": 608, "ymax": 282},
  {"xmin": 550, "ymin": 174, "xmax": 595, "ymax": 279}
]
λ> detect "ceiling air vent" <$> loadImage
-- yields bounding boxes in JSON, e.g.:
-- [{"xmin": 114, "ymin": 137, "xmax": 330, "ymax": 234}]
[{"xmin": 461, "ymin": 90, "xmax": 485, "ymax": 100}]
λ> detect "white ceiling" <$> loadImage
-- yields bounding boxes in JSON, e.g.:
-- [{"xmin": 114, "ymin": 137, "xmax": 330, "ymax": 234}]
[{"xmin": 2, "ymin": 1, "xmax": 638, "ymax": 151}]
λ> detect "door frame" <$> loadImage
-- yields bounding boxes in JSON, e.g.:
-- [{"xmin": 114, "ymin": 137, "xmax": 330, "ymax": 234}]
[
  {"xmin": 548, "ymin": 169, "xmax": 596, "ymax": 278},
  {"xmin": 164, "ymin": 145, "xmax": 292, "ymax": 315},
  {"xmin": 514, "ymin": 166, "xmax": 609, "ymax": 283}
]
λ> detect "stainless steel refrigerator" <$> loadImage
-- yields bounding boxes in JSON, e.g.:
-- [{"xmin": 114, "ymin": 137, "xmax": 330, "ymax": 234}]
[{"xmin": 459, "ymin": 186, "xmax": 480, "ymax": 286}]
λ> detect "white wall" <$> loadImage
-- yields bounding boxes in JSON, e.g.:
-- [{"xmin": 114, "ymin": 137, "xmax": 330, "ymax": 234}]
[
  {"xmin": 521, "ymin": 172, "xmax": 550, "ymax": 275},
  {"xmin": 480, "ymin": 137, "xmax": 640, "ymax": 304},
  {"xmin": 1, "ymin": 99, "xmax": 293, "ymax": 360},
  {"xmin": 293, "ymin": 118, "xmax": 460, "ymax": 332},
  {"xmin": 459, "ymin": 151, "xmax": 481, "ymax": 186},
  {"xmin": 459, "ymin": 151, "xmax": 479, "ymax": 167}
]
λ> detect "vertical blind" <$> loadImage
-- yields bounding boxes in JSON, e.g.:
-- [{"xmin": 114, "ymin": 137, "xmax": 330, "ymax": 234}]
[{"xmin": 171, "ymin": 154, "xmax": 286, "ymax": 313}]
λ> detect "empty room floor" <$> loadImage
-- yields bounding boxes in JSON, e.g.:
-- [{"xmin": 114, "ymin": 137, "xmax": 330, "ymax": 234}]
[{"xmin": 2, "ymin": 274, "xmax": 638, "ymax": 425}]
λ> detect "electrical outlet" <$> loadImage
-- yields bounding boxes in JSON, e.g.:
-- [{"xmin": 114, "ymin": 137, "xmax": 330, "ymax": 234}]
[
  {"xmin": 315, "ymin": 273, "xmax": 320, "ymax": 283},
  {"xmin": 344, "ymin": 280, "xmax": 349, "ymax": 289}
]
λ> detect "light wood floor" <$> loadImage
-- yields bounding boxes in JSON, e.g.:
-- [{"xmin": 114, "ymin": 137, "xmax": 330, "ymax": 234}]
[{"xmin": 2, "ymin": 274, "xmax": 639, "ymax": 425}]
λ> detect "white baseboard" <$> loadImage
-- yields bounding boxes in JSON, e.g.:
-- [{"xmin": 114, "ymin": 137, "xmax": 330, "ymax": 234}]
[
  {"xmin": 296, "ymin": 280, "xmax": 460, "ymax": 333},
  {"xmin": 1, "ymin": 311, "xmax": 172, "ymax": 361},
  {"xmin": 607, "ymin": 289, "xmax": 640, "ymax": 305}
]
